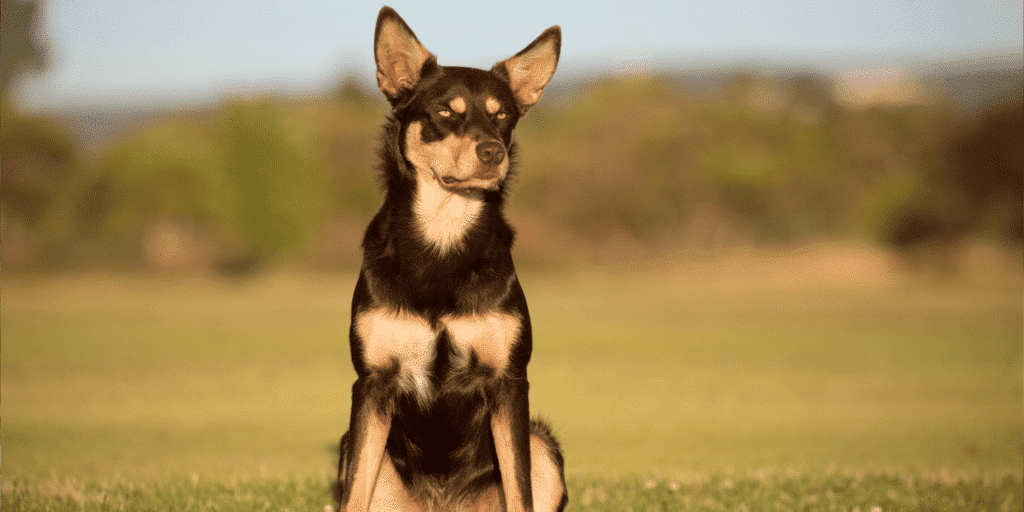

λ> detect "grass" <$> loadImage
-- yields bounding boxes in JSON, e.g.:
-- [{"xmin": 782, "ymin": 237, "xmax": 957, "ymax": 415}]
[
  {"xmin": 2, "ymin": 471, "xmax": 1021, "ymax": 511},
  {"xmin": 2, "ymin": 264, "xmax": 1021, "ymax": 509}
]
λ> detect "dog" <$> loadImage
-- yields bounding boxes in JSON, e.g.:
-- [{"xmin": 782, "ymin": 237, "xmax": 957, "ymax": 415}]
[{"xmin": 334, "ymin": 6, "xmax": 565, "ymax": 512}]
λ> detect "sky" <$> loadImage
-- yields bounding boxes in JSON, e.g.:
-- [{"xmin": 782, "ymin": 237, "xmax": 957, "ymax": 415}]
[{"xmin": 16, "ymin": 0, "xmax": 1024, "ymax": 110}]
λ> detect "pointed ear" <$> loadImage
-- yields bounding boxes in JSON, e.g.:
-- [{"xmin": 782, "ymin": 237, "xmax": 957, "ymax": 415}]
[
  {"xmin": 374, "ymin": 7, "xmax": 434, "ymax": 103},
  {"xmin": 493, "ymin": 26, "xmax": 561, "ymax": 115}
]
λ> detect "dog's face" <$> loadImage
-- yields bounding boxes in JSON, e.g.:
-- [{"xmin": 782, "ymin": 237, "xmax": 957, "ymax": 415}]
[
  {"xmin": 374, "ymin": 7, "xmax": 560, "ymax": 193},
  {"xmin": 400, "ymin": 67, "xmax": 520, "ymax": 191}
]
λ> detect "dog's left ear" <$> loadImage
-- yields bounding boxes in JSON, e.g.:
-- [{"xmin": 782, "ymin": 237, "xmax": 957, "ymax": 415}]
[{"xmin": 493, "ymin": 26, "xmax": 561, "ymax": 115}]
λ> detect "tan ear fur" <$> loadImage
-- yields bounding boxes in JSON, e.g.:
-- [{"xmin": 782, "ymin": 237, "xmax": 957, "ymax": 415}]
[
  {"xmin": 374, "ymin": 7, "xmax": 433, "ymax": 99},
  {"xmin": 499, "ymin": 26, "xmax": 561, "ymax": 114}
]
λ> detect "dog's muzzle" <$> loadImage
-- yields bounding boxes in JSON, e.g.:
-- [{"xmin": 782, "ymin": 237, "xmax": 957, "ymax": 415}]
[{"xmin": 438, "ymin": 141, "xmax": 506, "ymax": 190}]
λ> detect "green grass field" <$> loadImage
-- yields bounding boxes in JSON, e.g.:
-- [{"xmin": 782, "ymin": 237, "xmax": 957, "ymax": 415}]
[{"xmin": 2, "ymin": 266, "xmax": 1021, "ymax": 510}]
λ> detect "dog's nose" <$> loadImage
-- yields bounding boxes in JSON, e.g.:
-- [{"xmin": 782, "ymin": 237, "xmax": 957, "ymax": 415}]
[{"xmin": 475, "ymin": 141, "xmax": 505, "ymax": 166}]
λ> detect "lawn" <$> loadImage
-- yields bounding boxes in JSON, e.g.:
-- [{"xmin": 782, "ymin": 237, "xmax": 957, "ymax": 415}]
[{"xmin": 2, "ymin": 264, "xmax": 1021, "ymax": 509}]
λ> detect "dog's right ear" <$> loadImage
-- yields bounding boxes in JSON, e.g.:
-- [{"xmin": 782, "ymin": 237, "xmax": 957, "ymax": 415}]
[
  {"xmin": 493, "ymin": 26, "xmax": 561, "ymax": 116},
  {"xmin": 374, "ymin": 7, "xmax": 434, "ymax": 104}
]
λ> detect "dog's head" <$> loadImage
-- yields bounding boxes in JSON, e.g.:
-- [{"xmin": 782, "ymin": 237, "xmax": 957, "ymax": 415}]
[{"xmin": 374, "ymin": 6, "xmax": 560, "ymax": 192}]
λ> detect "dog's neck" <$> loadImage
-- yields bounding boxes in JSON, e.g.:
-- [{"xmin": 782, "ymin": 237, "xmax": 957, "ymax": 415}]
[{"xmin": 412, "ymin": 167, "xmax": 485, "ymax": 255}]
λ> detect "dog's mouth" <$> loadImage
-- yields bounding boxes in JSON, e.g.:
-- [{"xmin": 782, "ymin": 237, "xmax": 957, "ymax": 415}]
[{"xmin": 437, "ymin": 169, "xmax": 501, "ymax": 191}]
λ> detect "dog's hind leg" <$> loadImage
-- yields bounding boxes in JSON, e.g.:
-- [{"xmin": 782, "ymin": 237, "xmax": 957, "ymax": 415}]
[
  {"xmin": 466, "ymin": 419, "xmax": 566, "ymax": 512},
  {"xmin": 528, "ymin": 420, "xmax": 567, "ymax": 512}
]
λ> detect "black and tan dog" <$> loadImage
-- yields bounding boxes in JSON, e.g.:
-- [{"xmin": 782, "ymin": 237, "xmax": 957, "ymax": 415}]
[{"xmin": 334, "ymin": 7, "xmax": 565, "ymax": 512}]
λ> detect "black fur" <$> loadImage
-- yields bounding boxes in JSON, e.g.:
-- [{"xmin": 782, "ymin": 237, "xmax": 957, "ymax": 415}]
[{"xmin": 334, "ymin": 6, "xmax": 564, "ymax": 512}]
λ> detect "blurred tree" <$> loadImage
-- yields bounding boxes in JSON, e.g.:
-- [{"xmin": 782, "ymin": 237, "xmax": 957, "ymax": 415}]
[
  {"xmin": 332, "ymin": 75, "xmax": 373, "ymax": 106},
  {"xmin": 321, "ymin": 79, "xmax": 385, "ymax": 216},
  {"xmin": 512, "ymin": 72, "xmax": 968, "ymax": 254},
  {"xmin": 1, "ymin": 0, "xmax": 81, "ymax": 269},
  {"xmin": 217, "ymin": 100, "xmax": 326, "ymax": 263},
  {"xmin": 1, "ymin": 0, "xmax": 48, "ymax": 97},
  {"xmin": 2, "ymin": 47, "xmax": 1010, "ymax": 271},
  {"xmin": 84, "ymin": 116, "xmax": 229, "ymax": 256},
  {"xmin": 1, "ymin": 102, "xmax": 74, "ymax": 225},
  {"xmin": 78, "ymin": 100, "xmax": 329, "ymax": 270},
  {"xmin": 884, "ymin": 101, "xmax": 1023, "ymax": 259}
]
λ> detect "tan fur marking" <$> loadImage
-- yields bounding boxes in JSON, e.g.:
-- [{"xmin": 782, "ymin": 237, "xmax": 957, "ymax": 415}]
[
  {"xmin": 404, "ymin": 122, "xmax": 492, "ymax": 253},
  {"xmin": 345, "ymin": 412, "xmax": 391, "ymax": 512},
  {"xmin": 449, "ymin": 96, "xmax": 467, "ymax": 114},
  {"xmin": 530, "ymin": 434, "xmax": 565, "ymax": 512},
  {"xmin": 406, "ymin": 122, "xmax": 498, "ymax": 184},
  {"xmin": 485, "ymin": 97, "xmax": 502, "ymax": 115},
  {"xmin": 443, "ymin": 312, "xmax": 521, "ymax": 372},
  {"xmin": 491, "ymin": 408, "xmax": 526, "ymax": 512},
  {"xmin": 355, "ymin": 308, "xmax": 436, "ymax": 399}
]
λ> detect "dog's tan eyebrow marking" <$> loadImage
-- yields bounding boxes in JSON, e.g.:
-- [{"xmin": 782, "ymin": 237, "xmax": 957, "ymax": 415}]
[
  {"xmin": 485, "ymin": 97, "xmax": 501, "ymax": 114},
  {"xmin": 449, "ymin": 96, "xmax": 467, "ymax": 114}
]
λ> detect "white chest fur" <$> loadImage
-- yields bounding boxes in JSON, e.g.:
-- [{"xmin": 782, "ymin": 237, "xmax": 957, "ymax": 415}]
[{"xmin": 413, "ymin": 174, "xmax": 483, "ymax": 254}]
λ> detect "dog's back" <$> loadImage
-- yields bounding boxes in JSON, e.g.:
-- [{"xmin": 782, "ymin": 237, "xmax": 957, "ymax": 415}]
[{"xmin": 335, "ymin": 7, "xmax": 565, "ymax": 512}]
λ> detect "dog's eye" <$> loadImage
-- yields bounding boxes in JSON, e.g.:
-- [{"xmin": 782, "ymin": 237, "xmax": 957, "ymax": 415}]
[
  {"xmin": 495, "ymin": 111, "xmax": 508, "ymax": 120},
  {"xmin": 438, "ymin": 109, "xmax": 452, "ymax": 117}
]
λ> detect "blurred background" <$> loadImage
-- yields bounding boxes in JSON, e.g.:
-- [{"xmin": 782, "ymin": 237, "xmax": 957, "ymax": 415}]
[
  {"xmin": 1, "ymin": 0, "xmax": 1022, "ymax": 483},
  {"xmin": 2, "ymin": 0, "xmax": 1021, "ymax": 274}
]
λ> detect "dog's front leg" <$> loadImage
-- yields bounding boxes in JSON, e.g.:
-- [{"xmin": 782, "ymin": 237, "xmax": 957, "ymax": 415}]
[
  {"xmin": 492, "ymin": 378, "xmax": 534, "ymax": 512},
  {"xmin": 340, "ymin": 375, "xmax": 393, "ymax": 512},
  {"xmin": 341, "ymin": 297, "xmax": 437, "ymax": 511}
]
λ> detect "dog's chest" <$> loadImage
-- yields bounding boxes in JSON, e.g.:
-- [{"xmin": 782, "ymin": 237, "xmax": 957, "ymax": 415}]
[
  {"xmin": 354, "ymin": 308, "xmax": 521, "ymax": 401},
  {"xmin": 413, "ymin": 175, "xmax": 483, "ymax": 253}
]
